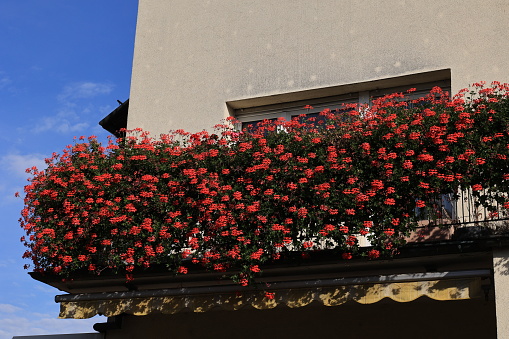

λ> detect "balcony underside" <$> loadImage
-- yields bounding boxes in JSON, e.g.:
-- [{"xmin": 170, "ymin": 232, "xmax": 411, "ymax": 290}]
[{"xmin": 29, "ymin": 234, "xmax": 509, "ymax": 319}]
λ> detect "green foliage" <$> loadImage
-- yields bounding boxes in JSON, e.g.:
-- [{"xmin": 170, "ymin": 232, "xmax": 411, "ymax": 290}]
[{"xmin": 20, "ymin": 81, "xmax": 509, "ymax": 284}]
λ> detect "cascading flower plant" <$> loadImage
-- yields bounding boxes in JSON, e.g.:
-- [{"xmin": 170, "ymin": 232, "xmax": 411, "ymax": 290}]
[{"xmin": 19, "ymin": 81, "xmax": 509, "ymax": 285}]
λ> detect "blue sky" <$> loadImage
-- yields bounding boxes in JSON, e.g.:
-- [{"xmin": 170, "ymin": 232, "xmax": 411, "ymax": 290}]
[{"xmin": 0, "ymin": 1, "xmax": 138, "ymax": 337}]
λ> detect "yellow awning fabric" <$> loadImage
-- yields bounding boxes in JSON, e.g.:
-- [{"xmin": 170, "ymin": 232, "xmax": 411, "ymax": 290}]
[{"xmin": 58, "ymin": 277, "xmax": 481, "ymax": 319}]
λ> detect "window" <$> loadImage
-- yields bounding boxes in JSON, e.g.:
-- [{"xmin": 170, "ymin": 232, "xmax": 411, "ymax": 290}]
[
  {"xmin": 227, "ymin": 70, "xmax": 451, "ymax": 130},
  {"xmin": 370, "ymin": 79, "xmax": 451, "ymax": 102},
  {"xmin": 234, "ymin": 93, "xmax": 358, "ymax": 131},
  {"xmin": 226, "ymin": 70, "xmax": 453, "ymax": 247}
]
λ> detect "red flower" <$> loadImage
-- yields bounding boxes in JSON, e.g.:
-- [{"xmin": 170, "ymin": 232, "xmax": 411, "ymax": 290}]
[
  {"xmin": 363, "ymin": 221, "xmax": 373, "ymax": 228},
  {"xmin": 368, "ymin": 250, "xmax": 380, "ymax": 259},
  {"xmin": 475, "ymin": 158, "xmax": 486, "ymax": 165},
  {"xmin": 265, "ymin": 292, "xmax": 275, "ymax": 300},
  {"xmin": 384, "ymin": 228, "xmax": 395, "ymax": 236},
  {"xmin": 298, "ymin": 207, "xmax": 308, "ymax": 218},
  {"xmin": 302, "ymin": 241, "xmax": 314, "ymax": 249},
  {"xmin": 346, "ymin": 236, "xmax": 356, "ymax": 246},
  {"xmin": 384, "ymin": 198, "xmax": 395, "ymax": 205},
  {"xmin": 339, "ymin": 225, "xmax": 349, "ymax": 233},
  {"xmin": 342, "ymin": 252, "xmax": 352, "ymax": 260},
  {"xmin": 418, "ymin": 182, "xmax": 430, "ymax": 189},
  {"xmin": 250, "ymin": 265, "xmax": 261, "ymax": 272},
  {"xmin": 20, "ymin": 84, "xmax": 509, "ymax": 286}
]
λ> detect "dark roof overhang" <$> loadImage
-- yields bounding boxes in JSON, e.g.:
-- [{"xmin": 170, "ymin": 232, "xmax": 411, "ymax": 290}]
[{"xmin": 99, "ymin": 99, "xmax": 129, "ymax": 137}]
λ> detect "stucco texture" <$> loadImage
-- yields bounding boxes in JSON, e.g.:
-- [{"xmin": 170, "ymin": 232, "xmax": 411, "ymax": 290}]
[{"xmin": 128, "ymin": 0, "xmax": 509, "ymax": 135}]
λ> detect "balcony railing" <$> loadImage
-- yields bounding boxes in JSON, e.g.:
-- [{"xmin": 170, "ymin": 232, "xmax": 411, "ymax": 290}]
[
  {"xmin": 406, "ymin": 190, "xmax": 509, "ymax": 243},
  {"xmin": 416, "ymin": 190, "xmax": 507, "ymax": 227}
]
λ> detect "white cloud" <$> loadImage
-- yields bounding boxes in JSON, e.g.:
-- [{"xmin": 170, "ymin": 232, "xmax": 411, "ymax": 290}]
[
  {"xmin": 34, "ymin": 284, "xmax": 58, "ymax": 294},
  {"xmin": 0, "ymin": 153, "xmax": 46, "ymax": 205},
  {"xmin": 0, "ymin": 153, "xmax": 47, "ymax": 177},
  {"xmin": 58, "ymin": 82, "xmax": 114, "ymax": 102},
  {"xmin": 0, "ymin": 258, "xmax": 16, "ymax": 268},
  {"xmin": 0, "ymin": 314, "xmax": 101, "ymax": 339},
  {"xmin": 0, "ymin": 76, "xmax": 11, "ymax": 90},
  {"xmin": 0, "ymin": 304, "xmax": 22, "ymax": 314},
  {"xmin": 0, "ymin": 185, "xmax": 24, "ymax": 205},
  {"xmin": 0, "ymin": 70, "xmax": 11, "ymax": 89},
  {"xmin": 32, "ymin": 81, "xmax": 114, "ymax": 135},
  {"xmin": 33, "ymin": 114, "xmax": 90, "ymax": 134},
  {"xmin": 0, "ymin": 285, "xmax": 103, "ymax": 338}
]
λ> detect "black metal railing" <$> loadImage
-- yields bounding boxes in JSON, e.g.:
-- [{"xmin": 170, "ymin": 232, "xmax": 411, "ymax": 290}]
[{"xmin": 418, "ymin": 190, "xmax": 509, "ymax": 228}]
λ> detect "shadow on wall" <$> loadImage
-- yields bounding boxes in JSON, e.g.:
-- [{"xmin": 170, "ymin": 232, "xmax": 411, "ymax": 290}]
[{"xmin": 494, "ymin": 250, "xmax": 509, "ymax": 276}]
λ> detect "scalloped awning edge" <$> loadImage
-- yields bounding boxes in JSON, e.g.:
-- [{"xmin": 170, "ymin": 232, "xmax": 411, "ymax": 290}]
[{"xmin": 58, "ymin": 277, "xmax": 482, "ymax": 319}]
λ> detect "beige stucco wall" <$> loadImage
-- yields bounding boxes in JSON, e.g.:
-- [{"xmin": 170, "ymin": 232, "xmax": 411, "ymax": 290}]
[
  {"xmin": 128, "ymin": 0, "xmax": 509, "ymax": 135},
  {"xmin": 493, "ymin": 247, "xmax": 509, "ymax": 338}
]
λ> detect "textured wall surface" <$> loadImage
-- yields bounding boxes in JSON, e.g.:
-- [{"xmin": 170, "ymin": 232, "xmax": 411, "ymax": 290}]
[
  {"xmin": 493, "ymin": 248, "xmax": 509, "ymax": 338},
  {"xmin": 128, "ymin": 0, "xmax": 509, "ymax": 133}
]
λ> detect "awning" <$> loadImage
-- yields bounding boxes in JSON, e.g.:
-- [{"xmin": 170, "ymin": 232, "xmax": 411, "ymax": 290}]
[{"xmin": 58, "ymin": 276, "xmax": 483, "ymax": 319}]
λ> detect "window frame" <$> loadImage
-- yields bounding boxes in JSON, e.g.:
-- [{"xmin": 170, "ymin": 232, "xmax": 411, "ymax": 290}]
[{"xmin": 229, "ymin": 72, "xmax": 451, "ymax": 130}]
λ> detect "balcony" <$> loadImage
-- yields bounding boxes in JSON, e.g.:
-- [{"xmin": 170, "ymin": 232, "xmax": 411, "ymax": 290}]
[{"xmin": 20, "ymin": 82, "xmax": 509, "ymax": 288}]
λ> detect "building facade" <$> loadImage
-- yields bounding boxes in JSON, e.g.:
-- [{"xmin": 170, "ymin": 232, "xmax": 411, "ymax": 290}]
[
  {"xmin": 36, "ymin": 1, "xmax": 509, "ymax": 338},
  {"xmin": 127, "ymin": 0, "xmax": 509, "ymax": 135}
]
